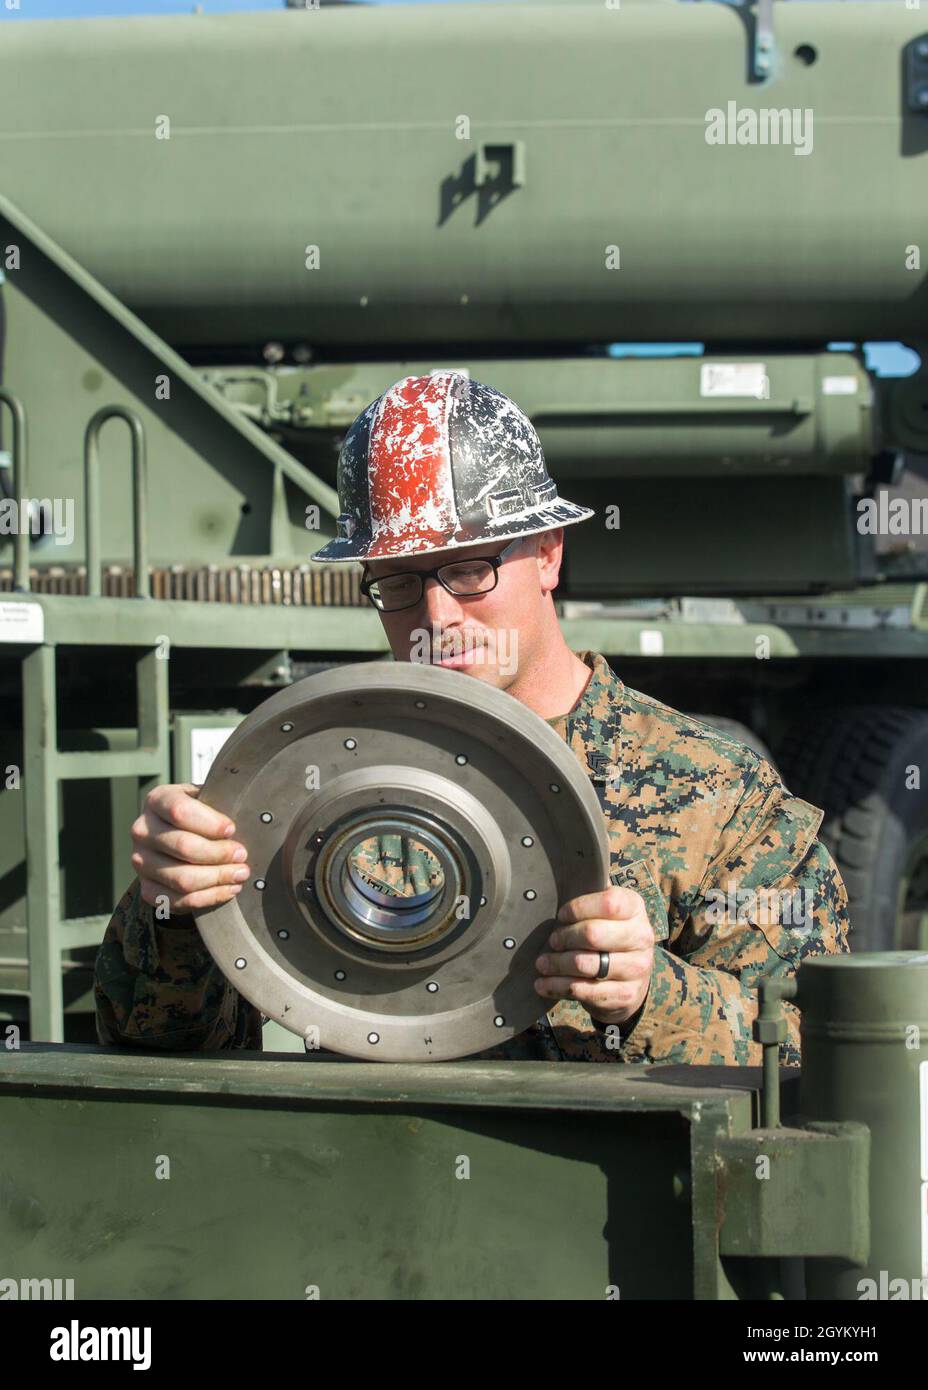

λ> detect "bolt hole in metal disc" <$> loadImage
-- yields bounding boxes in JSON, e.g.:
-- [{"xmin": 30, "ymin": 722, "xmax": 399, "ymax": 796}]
[{"xmin": 194, "ymin": 662, "xmax": 608, "ymax": 1061}]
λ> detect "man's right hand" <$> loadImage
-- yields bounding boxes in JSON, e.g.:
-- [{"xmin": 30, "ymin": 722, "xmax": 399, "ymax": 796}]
[{"xmin": 130, "ymin": 784, "xmax": 250, "ymax": 919}]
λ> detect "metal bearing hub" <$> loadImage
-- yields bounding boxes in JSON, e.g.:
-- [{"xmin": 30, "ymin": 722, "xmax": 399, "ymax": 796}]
[
  {"xmin": 310, "ymin": 811, "xmax": 467, "ymax": 948},
  {"xmin": 194, "ymin": 661, "xmax": 609, "ymax": 1062}
]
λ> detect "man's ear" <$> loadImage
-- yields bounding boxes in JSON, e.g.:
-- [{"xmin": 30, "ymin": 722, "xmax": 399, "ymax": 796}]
[{"xmin": 536, "ymin": 528, "xmax": 565, "ymax": 593}]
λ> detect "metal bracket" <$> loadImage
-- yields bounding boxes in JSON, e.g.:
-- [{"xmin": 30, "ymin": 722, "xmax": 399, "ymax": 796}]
[
  {"xmin": 906, "ymin": 35, "xmax": 928, "ymax": 114},
  {"xmin": 474, "ymin": 140, "xmax": 526, "ymax": 191},
  {"xmin": 716, "ymin": 1120, "xmax": 870, "ymax": 1262},
  {"xmin": 753, "ymin": 0, "xmax": 776, "ymax": 83}
]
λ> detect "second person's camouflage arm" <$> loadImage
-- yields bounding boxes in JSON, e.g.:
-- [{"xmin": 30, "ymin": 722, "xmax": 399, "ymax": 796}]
[{"xmin": 93, "ymin": 879, "xmax": 262, "ymax": 1050}]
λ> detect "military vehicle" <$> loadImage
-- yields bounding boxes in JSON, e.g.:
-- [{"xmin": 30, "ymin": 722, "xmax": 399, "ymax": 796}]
[{"xmin": 0, "ymin": 0, "xmax": 925, "ymax": 1307}]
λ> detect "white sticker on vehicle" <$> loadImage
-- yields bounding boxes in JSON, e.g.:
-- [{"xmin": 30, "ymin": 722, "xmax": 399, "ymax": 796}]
[
  {"xmin": 639, "ymin": 629, "xmax": 664, "ymax": 656},
  {"xmin": 822, "ymin": 375, "xmax": 859, "ymax": 395},
  {"xmin": 0, "ymin": 600, "xmax": 43, "ymax": 644},
  {"xmin": 699, "ymin": 363, "xmax": 769, "ymax": 400},
  {"xmin": 190, "ymin": 727, "xmax": 238, "ymax": 785}
]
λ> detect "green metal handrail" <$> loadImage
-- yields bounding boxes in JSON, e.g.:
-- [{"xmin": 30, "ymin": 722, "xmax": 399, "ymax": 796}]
[
  {"xmin": 0, "ymin": 387, "xmax": 30, "ymax": 592},
  {"xmin": 84, "ymin": 405, "xmax": 149, "ymax": 598}
]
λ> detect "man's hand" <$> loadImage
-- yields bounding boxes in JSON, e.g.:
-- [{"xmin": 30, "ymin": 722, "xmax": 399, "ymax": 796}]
[
  {"xmin": 534, "ymin": 885, "xmax": 655, "ymax": 1025},
  {"xmin": 130, "ymin": 784, "xmax": 250, "ymax": 917}
]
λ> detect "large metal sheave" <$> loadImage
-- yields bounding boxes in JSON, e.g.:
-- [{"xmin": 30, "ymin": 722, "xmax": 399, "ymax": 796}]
[{"xmin": 195, "ymin": 662, "xmax": 610, "ymax": 1061}]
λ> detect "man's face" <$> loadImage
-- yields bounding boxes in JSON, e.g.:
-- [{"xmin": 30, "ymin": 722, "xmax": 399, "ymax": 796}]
[{"xmin": 363, "ymin": 529, "xmax": 565, "ymax": 691}]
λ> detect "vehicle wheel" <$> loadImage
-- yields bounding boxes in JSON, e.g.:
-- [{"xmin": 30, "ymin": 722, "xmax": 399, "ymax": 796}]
[{"xmin": 776, "ymin": 707, "xmax": 928, "ymax": 951}]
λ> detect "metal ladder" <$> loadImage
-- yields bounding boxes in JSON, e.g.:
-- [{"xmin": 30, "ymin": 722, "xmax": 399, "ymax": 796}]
[
  {"xmin": 22, "ymin": 644, "xmax": 169, "ymax": 1041},
  {"xmin": 6, "ymin": 396, "xmax": 169, "ymax": 1040}
]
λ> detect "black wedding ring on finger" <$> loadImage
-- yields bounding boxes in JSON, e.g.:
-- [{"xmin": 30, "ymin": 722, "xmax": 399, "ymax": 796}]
[{"xmin": 595, "ymin": 951, "xmax": 610, "ymax": 980}]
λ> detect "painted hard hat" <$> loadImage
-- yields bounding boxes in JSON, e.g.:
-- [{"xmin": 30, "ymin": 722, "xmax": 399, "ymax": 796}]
[{"xmin": 311, "ymin": 371, "xmax": 594, "ymax": 563}]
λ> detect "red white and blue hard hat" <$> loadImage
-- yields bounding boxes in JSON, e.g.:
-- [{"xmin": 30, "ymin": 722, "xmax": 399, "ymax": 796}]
[{"xmin": 311, "ymin": 371, "xmax": 594, "ymax": 564}]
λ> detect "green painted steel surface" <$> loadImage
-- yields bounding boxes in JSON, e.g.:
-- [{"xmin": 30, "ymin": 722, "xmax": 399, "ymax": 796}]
[
  {"xmin": 0, "ymin": 961, "xmax": 921, "ymax": 1299},
  {"xmin": 0, "ymin": 193, "xmax": 338, "ymax": 571},
  {"xmin": 202, "ymin": 353, "xmax": 875, "ymax": 479},
  {"xmin": 0, "ymin": 4, "xmax": 925, "ymax": 347},
  {"xmin": 799, "ymin": 953, "xmax": 928, "ymax": 1299},
  {"xmin": 717, "ymin": 1120, "xmax": 870, "ymax": 1263},
  {"xmin": 4, "ymin": 590, "xmax": 927, "ymax": 660},
  {"xmin": 0, "ymin": 1048, "xmax": 760, "ymax": 1300}
]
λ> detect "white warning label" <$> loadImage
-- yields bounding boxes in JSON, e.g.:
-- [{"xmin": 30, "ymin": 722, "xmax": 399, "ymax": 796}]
[
  {"xmin": 699, "ymin": 362, "xmax": 769, "ymax": 400},
  {"xmin": 190, "ymin": 727, "xmax": 238, "ymax": 785},
  {"xmin": 0, "ymin": 600, "xmax": 43, "ymax": 645},
  {"xmin": 822, "ymin": 375, "xmax": 859, "ymax": 396}
]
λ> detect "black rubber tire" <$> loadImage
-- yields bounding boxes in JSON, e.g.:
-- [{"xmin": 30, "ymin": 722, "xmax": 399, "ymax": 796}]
[
  {"xmin": 776, "ymin": 707, "xmax": 928, "ymax": 952},
  {"xmin": 686, "ymin": 714, "xmax": 776, "ymax": 768}
]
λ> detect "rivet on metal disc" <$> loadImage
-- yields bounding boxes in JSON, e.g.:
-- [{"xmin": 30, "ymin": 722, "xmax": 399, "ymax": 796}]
[
  {"xmin": 493, "ymin": 1015, "xmax": 505, "ymax": 1027},
  {"xmin": 344, "ymin": 738, "xmax": 357, "ymax": 750},
  {"xmin": 234, "ymin": 957, "xmax": 247, "ymax": 969},
  {"xmin": 524, "ymin": 889, "xmax": 537, "ymax": 901},
  {"xmin": 260, "ymin": 811, "xmax": 273, "ymax": 823},
  {"xmin": 334, "ymin": 969, "xmax": 346, "ymax": 981},
  {"xmin": 426, "ymin": 981, "xmax": 439, "ymax": 993},
  {"xmin": 255, "ymin": 879, "xmax": 266, "ymax": 891},
  {"xmin": 414, "ymin": 700, "xmax": 426, "ymax": 709},
  {"xmin": 277, "ymin": 930, "xmax": 289, "ymax": 940},
  {"xmin": 367, "ymin": 1032, "xmax": 380, "ymax": 1045},
  {"xmin": 521, "ymin": 836, "xmax": 534, "ymax": 847},
  {"xmin": 549, "ymin": 783, "xmax": 561, "ymax": 793},
  {"xmin": 280, "ymin": 722, "xmax": 294, "ymax": 733},
  {"xmin": 503, "ymin": 937, "xmax": 516, "ymax": 950},
  {"xmin": 455, "ymin": 754, "xmax": 468, "ymax": 765},
  {"xmin": 479, "ymin": 895, "xmax": 487, "ymax": 906}
]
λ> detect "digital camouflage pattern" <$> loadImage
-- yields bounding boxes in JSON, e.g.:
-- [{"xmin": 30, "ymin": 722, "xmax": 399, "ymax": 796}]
[
  {"xmin": 349, "ymin": 835, "xmax": 444, "ymax": 899},
  {"xmin": 94, "ymin": 651, "xmax": 850, "ymax": 1064}
]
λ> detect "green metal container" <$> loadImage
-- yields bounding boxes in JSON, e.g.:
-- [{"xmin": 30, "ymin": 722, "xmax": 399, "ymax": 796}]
[{"xmin": 799, "ymin": 953, "xmax": 928, "ymax": 1300}]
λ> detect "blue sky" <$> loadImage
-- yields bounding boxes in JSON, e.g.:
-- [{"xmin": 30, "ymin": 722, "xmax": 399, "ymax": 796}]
[{"xmin": 1, "ymin": 0, "xmax": 418, "ymax": 16}]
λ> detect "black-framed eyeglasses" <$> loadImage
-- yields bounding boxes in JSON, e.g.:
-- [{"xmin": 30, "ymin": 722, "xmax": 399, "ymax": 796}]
[{"xmin": 360, "ymin": 537, "xmax": 525, "ymax": 613}]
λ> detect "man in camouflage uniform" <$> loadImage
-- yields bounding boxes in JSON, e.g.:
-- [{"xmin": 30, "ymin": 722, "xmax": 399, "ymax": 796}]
[{"xmin": 95, "ymin": 372, "xmax": 849, "ymax": 1064}]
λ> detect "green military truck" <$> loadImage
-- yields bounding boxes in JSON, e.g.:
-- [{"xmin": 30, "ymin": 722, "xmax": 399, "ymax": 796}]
[
  {"xmin": 0, "ymin": 0, "xmax": 925, "ymax": 1307},
  {"xmin": 0, "ymin": 0, "xmax": 924, "ymax": 1041}
]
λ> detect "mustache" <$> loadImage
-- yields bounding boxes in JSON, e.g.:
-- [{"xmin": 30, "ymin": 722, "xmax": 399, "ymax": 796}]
[{"xmin": 430, "ymin": 629, "xmax": 487, "ymax": 657}]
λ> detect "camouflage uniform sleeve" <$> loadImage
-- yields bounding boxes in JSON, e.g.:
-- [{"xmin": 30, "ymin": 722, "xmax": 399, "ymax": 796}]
[
  {"xmin": 93, "ymin": 879, "xmax": 262, "ymax": 1050},
  {"xmin": 350, "ymin": 834, "xmax": 444, "ymax": 899},
  {"xmin": 613, "ymin": 769, "xmax": 851, "ymax": 1067}
]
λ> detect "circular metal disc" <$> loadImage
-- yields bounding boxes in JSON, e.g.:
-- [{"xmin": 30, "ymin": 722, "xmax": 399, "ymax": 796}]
[{"xmin": 194, "ymin": 661, "xmax": 609, "ymax": 1061}]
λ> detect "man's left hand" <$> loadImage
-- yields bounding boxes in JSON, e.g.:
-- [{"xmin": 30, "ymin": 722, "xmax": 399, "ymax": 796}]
[{"xmin": 534, "ymin": 885, "xmax": 655, "ymax": 1025}]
